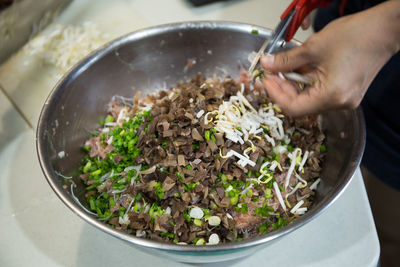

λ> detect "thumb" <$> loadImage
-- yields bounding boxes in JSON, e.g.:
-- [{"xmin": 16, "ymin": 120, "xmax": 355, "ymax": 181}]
[{"xmin": 260, "ymin": 45, "xmax": 311, "ymax": 73}]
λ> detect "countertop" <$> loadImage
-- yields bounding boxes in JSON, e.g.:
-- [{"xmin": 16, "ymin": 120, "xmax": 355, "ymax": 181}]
[{"xmin": 0, "ymin": 0, "xmax": 379, "ymax": 266}]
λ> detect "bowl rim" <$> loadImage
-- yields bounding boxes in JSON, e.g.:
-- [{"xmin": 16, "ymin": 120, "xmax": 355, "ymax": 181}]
[{"xmin": 36, "ymin": 20, "xmax": 366, "ymax": 252}]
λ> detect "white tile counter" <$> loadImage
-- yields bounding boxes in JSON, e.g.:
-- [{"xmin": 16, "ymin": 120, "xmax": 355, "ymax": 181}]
[{"xmin": 0, "ymin": 0, "xmax": 379, "ymax": 266}]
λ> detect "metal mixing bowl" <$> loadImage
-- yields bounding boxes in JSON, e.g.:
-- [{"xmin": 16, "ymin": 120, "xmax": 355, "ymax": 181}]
[{"xmin": 36, "ymin": 21, "xmax": 365, "ymax": 263}]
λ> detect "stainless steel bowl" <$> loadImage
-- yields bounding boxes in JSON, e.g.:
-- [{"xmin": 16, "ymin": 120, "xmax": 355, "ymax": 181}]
[{"xmin": 36, "ymin": 21, "xmax": 365, "ymax": 263}]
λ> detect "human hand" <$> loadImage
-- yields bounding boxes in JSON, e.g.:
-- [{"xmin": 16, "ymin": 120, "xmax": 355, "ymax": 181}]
[
  {"xmin": 260, "ymin": 1, "xmax": 400, "ymax": 117},
  {"xmin": 301, "ymin": 15, "xmax": 311, "ymax": 30}
]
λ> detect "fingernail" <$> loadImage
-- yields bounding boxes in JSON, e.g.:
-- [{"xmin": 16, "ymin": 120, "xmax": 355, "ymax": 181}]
[{"xmin": 261, "ymin": 54, "xmax": 274, "ymax": 66}]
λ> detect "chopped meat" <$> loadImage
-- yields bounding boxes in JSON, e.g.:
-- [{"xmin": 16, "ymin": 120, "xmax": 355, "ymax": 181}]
[
  {"xmin": 78, "ymin": 75, "xmax": 326, "ymax": 245},
  {"xmin": 177, "ymin": 155, "xmax": 186, "ymax": 166},
  {"xmin": 191, "ymin": 128, "xmax": 204, "ymax": 141}
]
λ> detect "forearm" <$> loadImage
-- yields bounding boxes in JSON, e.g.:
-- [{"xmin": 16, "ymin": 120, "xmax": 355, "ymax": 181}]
[{"xmin": 371, "ymin": 1, "xmax": 400, "ymax": 56}]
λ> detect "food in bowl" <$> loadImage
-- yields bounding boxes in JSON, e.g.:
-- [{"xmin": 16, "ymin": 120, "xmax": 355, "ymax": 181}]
[{"xmin": 75, "ymin": 75, "xmax": 325, "ymax": 245}]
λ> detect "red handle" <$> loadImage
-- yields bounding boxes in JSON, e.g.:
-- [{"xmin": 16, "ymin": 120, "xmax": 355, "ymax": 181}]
[{"xmin": 281, "ymin": 0, "xmax": 333, "ymax": 41}]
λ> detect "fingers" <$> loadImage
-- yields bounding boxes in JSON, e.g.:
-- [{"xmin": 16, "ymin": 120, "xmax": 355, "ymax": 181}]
[
  {"xmin": 260, "ymin": 45, "xmax": 311, "ymax": 73},
  {"xmin": 301, "ymin": 15, "xmax": 311, "ymax": 30},
  {"xmin": 262, "ymin": 75, "xmax": 298, "ymax": 102},
  {"xmin": 262, "ymin": 75, "xmax": 326, "ymax": 117}
]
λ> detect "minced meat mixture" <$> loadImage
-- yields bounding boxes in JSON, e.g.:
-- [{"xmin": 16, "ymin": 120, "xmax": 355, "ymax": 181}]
[{"xmin": 77, "ymin": 75, "xmax": 325, "ymax": 245}]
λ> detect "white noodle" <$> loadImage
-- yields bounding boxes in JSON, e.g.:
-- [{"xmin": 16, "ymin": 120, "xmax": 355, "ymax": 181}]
[
  {"xmin": 196, "ymin": 109, "xmax": 205, "ymax": 118},
  {"xmin": 290, "ymin": 200, "xmax": 304, "ymax": 214},
  {"xmin": 273, "ymin": 182, "xmax": 286, "ymax": 211},
  {"xmin": 310, "ymin": 178, "xmax": 321, "ymax": 191},
  {"xmin": 298, "ymin": 150, "xmax": 309, "ymax": 172},
  {"xmin": 285, "ymin": 148, "xmax": 301, "ymax": 189}
]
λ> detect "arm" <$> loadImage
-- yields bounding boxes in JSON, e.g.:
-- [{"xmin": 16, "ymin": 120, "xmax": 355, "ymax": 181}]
[{"xmin": 260, "ymin": 0, "xmax": 400, "ymax": 117}]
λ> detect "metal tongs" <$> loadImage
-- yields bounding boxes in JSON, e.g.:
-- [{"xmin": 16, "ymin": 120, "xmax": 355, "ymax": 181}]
[{"xmin": 249, "ymin": 0, "xmax": 333, "ymax": 85}]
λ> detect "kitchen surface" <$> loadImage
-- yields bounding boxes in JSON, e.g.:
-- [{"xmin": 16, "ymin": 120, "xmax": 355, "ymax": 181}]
[{"xmin": 0, "ymin": 0, "xmax": 379, "ymax": 266}]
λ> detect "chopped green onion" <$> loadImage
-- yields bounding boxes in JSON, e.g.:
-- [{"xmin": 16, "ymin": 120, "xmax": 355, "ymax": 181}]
[
  {"xmin": 105, "ymin": 114, "xmax": 114, "ymax": 123},
  {"xmin": 264, "ymin": 188, "xmax": 273, "ymax": 199},
  {"xmin": 132, "ymin": 203, "xmax": 139, "ymax": 212},
  {"xmin": 86, "ymin": 184, "xmax": 97, "ymax": 192},
  {"xmin": 195, "ymin": 238, "xmax": 205, "ymax": 245},
  {"xmin": 255, "ymin": 206, "xmax": 271, "ymax": 217},
  {"xmin": 160, "ymin": 167, "xmax": 169, "ymax": 173},
  {"xmin": 184, "ymin": 181, "xmax": 200, "ymax": 192},
  {"xmin": 320, "ymin": 145, "xmax": 326, "ymax": 152},
  {"xmin": 240, "ymin": 203, "xmax": 248, "ymax": 214},
  {"xmin": 91, "ymin": 169, "xmax": 101, "ymax": 176},
  {"xmin": 278, "ymin": 183, "xmax": 284, "ymax": 192},
  {"xmin": 210, "ymin": 134, "xmax": 217, "ymax": 143},
  {"xmin": 287, "ymin": 144, "xmax": 293, "ymax": 152},
  {"xmin": 203, "ymin": 209, "xmax": 210, "ymax": 216},
  {"xmin": 221, "ymin": 174, "xmax": 227, "ymax": 182},
  {"xmin": 227, "ymin": 190, "xmax": 236, "ymax": 198},
  {"xmin": 149, "ymin": 202, "xmax": 165, "ymax": 219},
  {"xmin": 192, "ymin": 142, "xmax": 200, "ymax": 150},
  {"xmin": 246, "ymin": 189, "xmax": 253, "ymax": 197},
  {"xmin": 183, "ymin": 211, "xmax": 191, "ymax": 222},
  {"xmin": 112, "ymin": 183, "xmax": 126, "ymax": 190},
  {"xmin": 89, "ymin": 198, "xmax": 96, "ymax": 210},
  {"xmin": 142, "ymin": 110, "xmax": 152, "ymax": 118},
  {"xmin": 230, "ymin": 195, "xmax": 239, "ymax": 206},
  {"xmin": 154, "ymin": 182, "xmax": 165, "ymax": 199},
  {"xmin": 176, "ymin": 172, "xmax": 184, "ymax": 182},
  {"xmin": 162, "ymin": 140, "xmax": 168, "ymax": 148},
  {"xmin": 258, "ymin": 222, "xmax": 269, "ymax": 233},
  {"xmin": 81, "ymin": 145, "xmax": 91, "ymax": 152},
  {"xmin": 194, "ymin": 218, "xmax": 202, "ymax": 226},
  {"xmin": 83, "ymin": 161, "xmax": 91, "ymax": 173},
  {"xmin": 160, "ymin": 232, "xmax": 175, "ymax": 238},
  {"xmin": 205, "ymin": 130, "xmax": 210, "ymax": 141}
]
